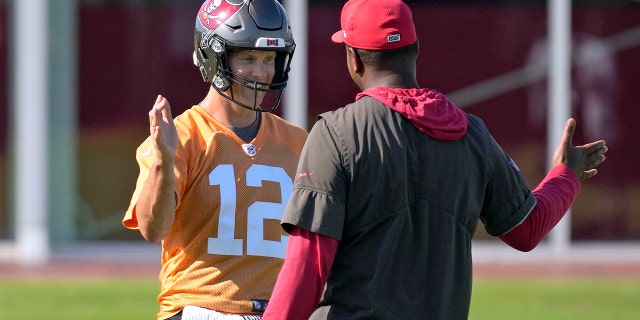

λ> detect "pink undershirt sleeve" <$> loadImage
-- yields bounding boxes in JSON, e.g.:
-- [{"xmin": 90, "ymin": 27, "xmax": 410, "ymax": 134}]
[
  {"xmin": 499, "ymin": 165, "xmax": 581, "ymax": 252},
  {"xmin": 263, "ymin": 227, "xmax": 339, "ymax": 320}
]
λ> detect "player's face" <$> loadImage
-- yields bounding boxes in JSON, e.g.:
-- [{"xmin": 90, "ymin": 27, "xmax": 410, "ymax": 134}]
[{"xmin": 228, "ymin": 49, "xmax": 277, "ymax": 106}]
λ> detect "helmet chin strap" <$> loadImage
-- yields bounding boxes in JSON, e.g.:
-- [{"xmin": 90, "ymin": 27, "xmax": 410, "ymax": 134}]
[{"xmin": 211, "ymin": 77, "xmax": 263, "ymax": 112}]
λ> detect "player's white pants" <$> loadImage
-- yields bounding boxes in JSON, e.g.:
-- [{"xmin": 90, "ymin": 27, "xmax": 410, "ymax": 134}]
[{"xmin": 181, "ymin": 306, "xmax": 262, "ymax": 320}]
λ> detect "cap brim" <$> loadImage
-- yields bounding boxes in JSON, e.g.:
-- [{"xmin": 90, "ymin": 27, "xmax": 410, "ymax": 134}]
[{"xmin": 331, "ymin": 30, "xmax": 345, "ymax": 44}]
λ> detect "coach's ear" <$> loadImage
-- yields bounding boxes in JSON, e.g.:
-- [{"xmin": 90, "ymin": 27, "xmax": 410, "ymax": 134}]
[{"xmin": 346, "ymin": 46, "xmax": 364, "ymax": 77}]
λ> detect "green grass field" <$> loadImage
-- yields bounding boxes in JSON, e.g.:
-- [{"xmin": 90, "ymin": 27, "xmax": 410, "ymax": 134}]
[
  {"xmin": 0, "ymin": 278, "xmax": 159, "ymax": 319},
  {"xmin": 1, "ymin": 277, "xmax": 639, "ymax": 319},
  {"xmin": 470, "ymin": 278, "xmax": 640, "ymax": 319}
]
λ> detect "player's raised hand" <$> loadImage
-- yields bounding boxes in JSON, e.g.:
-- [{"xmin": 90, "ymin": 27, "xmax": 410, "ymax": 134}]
[
  {"xmin": 149, "ymin": 95, "xmax": 178, "ymax": 160},
  {"xmin": 552, "ymin": 118, "xmax": 608, "ymax": 181}
]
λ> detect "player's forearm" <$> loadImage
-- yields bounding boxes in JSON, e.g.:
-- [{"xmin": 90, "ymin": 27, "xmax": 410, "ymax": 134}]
[
  {"xmin": 500, "ymin": 165, "xmax": 580, "ymax": 251},
  {"xmin": 135, "ymin": 160, "xmax": 176, "ymax": 243}
]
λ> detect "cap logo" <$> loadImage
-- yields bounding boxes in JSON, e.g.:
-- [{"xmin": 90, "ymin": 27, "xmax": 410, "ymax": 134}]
[
  {"xmin": 255, "ymin": 37, "xmax": 285, "ymax": 48},
  {"xmin": 387, "ymin": 34, "xmax": 401, "ymax": 43}
]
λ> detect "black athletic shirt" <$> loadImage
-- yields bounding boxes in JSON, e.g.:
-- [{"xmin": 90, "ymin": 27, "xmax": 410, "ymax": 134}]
[{"xmin": 282, "ymin": 96, "xmax": 535, "ymax": 319}]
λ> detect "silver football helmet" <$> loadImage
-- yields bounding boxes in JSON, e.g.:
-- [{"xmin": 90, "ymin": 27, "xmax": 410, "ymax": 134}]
[{"xmin": 193, "ymin": 0, "xmax": 295, "ymax": 112}]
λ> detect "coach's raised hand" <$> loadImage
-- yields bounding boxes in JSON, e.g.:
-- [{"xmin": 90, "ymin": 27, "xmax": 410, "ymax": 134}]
[
  {"xmin": 149, "ymin": 94, "xmax": 178, "ymax": 161},
  {"xmin": 552, "ymin": 118, "xmax": 608, "ymax": 181}
]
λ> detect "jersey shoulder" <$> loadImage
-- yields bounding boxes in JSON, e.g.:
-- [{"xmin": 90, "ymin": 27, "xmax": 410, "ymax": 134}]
[
  {"xmin": 262, "ymin": 113, "xmax": 308, "ymax": 151},
  {"xmin": 173, "ymin": 105, "xmax": 228, "ymax": 138}
]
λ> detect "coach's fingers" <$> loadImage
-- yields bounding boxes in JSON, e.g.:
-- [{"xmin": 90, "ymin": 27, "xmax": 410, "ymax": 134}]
[
  {"xmin": 588, "ymin": 145, "xmax": 607, "ymax": 170},
  {"xmin": 580, "ymin": 168, "xmax": 598, "ymax": 180},
  {"xmin": 583, "ymin": 140, "xmax": 607, "ymax": 157},
  {"xmin": 582, "ymin": 140, "xmax": 607, "ymax": 166},
  {"xmin": 576, "ymin": 140, "xmax": 607, "ymax": 181}
]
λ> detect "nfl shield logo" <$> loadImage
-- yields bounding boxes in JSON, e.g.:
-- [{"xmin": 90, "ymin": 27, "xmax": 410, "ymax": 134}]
[{"xmin": 242, "ymin": 143, "xmax": 257, "ymax": 156}]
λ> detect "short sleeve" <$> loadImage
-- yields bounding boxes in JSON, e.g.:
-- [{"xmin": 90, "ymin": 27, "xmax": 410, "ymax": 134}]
[
  {"xmin": 122, "ymin": 136, "xmax": 186, "ymax": 229},
  {"xmin": 480, "ymin": 144, "xmax": 537, "ymax": 236},
  {"xmin": 122, "ymin": 138, "xmax": 155, "ymax": 229},
  {"xmin": 281, "ymin": 118, "xmax": 347, "ymax": 240}
]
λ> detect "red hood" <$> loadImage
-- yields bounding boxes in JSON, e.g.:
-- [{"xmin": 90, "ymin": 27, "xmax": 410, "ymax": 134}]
[{"xmin": 356, "ymin": 87, "xmax": 468, "ymax": 141}]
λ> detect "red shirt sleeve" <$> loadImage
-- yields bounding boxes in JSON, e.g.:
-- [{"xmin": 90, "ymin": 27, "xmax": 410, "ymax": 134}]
[
  {"xmin": 263, "ymin": 227, "xmax": 339, "ymax": 320},
  {"xmin": 499, "ymin": 165, "xmax": 580, "ymax": 252}
]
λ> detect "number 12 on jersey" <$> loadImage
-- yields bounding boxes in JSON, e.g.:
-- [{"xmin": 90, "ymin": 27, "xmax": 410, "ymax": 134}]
[{"xmin": 207, "ymin": 164, "xmax": 292, "ymax": 259}]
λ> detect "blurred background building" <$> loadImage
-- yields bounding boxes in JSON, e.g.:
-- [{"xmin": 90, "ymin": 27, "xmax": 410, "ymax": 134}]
[{"xmin": 1, "ymin": 0, "xmax": 639, "ymax": 263}]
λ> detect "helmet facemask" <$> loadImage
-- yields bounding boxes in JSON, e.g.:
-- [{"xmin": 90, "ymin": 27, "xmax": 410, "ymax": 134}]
[{"xmin": 193, "ymin": 0, "xmax": 295, "ymax": 113}]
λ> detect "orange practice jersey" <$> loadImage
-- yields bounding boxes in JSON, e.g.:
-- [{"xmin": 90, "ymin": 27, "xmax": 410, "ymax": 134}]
[{"xmin": 123, "ymin": 106, "xmax": 307, "ymax": 319}]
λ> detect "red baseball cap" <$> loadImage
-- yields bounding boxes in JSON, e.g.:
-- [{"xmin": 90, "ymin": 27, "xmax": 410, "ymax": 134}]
[{"xmin": 331, "ymin": 0, "xmax": 417, "ymax": 50}]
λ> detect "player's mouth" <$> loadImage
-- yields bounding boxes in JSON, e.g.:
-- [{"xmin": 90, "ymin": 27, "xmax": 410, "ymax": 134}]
[{"xmin": 246, "ymin": 81, "xmax": 267, "ymax": 89}]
